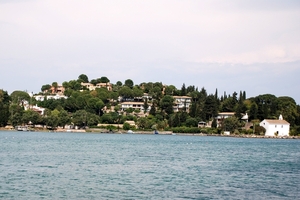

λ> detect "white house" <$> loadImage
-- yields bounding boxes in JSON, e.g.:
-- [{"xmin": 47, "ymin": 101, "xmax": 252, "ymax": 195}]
[
  {"xmin": 120, "ymin": 102, "xmax": 151, "ymax": 113},
  {"xmin": 24, "ymin": 104, "xmax": 45, "ymax": 115},
  {"xmin": 173, "ymin": 96, "xmax": 192, "ymax": 112},
  {"xmin": 215, "ymin": 112, "xmax": 235, "ymax": 127},
  {"xmin": 34, "ymin": 94, "xmax": 68, "ymax": 101},
  {"xmin": 259, "ymin": 115, "xmax": 290, "ymax": 136}
]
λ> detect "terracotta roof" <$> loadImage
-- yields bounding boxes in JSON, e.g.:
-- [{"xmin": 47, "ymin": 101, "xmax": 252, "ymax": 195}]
[{"xmin": 264, "ymin": 119, "xmax": 290, "ymax": 125}]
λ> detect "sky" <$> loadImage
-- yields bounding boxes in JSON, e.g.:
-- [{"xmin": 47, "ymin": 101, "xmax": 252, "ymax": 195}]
[{"xmin": 1, "ymin": 0, "xmax": 300, "ymax": 104}]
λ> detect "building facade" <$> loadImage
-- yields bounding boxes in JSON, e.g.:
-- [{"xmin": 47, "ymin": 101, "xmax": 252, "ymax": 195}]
[{"xmin": 260, "ymin": 115, "xmax": 290, "ymax": 136}]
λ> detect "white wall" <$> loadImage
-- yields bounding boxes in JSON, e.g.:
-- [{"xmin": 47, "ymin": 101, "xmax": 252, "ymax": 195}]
[{"xmin": 260, "ymin": 120, "xmax": 289, "ymax": 136}]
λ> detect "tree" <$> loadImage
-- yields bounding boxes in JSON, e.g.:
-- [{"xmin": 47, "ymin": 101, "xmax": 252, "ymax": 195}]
[
  {"xmin": 124, "ymin": 79, "xmax": 134, "ymax": 89},
  {"xmin": 123, "ymin": 122, "xmax": 131, "ymax": 130},
  {"xmin": 0, "ymin": 90, "xmax": 10, "ymax": 126},
  {"xmin": 254, "ymin": 94, "xmax": 278, "ymax": 120},
  {"xmin": 149, "ymin": 104, "xmax": 156, "ymax": 116},
  {"xmin": 143, "ymin": 98, "xmax": 149, "ymax": 113},
  {"xmin": 151, "ymin": 86, "xmax": 163, "ymax": 100},
  {"xmin": 160, "ymin": 95, "xmax": 174, "ymax": 116},
  {"xmin": 235, "ymin": 101, "xmax": 247, "ymax": 119},
  {"xmin": 203, "ymin": 94, "xmax": 218, "ymax": 120},
  {"xmin": 10, "ymin": 90, "xmax": 30, "ymax": 104},
  {"xmin": 187, "ymin": 85, "xmax": 196, "ymax": 94},
  {"xmin": 249, "ymin": 102, "xmax": 258, "ymax": 120},
  {"xmin": 137, "ymin": 117, "xmax": 148, "ymax": 130},
  {"xmin": 132, "ymin": 86, "xmax": 144, "ymax": 98},
  {"xmin": 58, "ymin": 109, "xmax": 71, "ymax": 128},
  {"xmin": 46, "ymin": 109, "xmax": 60, "ymax": 129},
  {"xmin": 221, "ymin": 97, "xmax": 236, "ymax": 112},
  {"xmin": 211, "ymin": 118, "xmax": 217, "ymax": 128},
  {"xmin": 72, "ymin": 110, "xmax": 88, "ymax": 127},
  {"xmin": 116, "ymin": 81, "xmax": 122, "ymax": 86},
  {"xmin": 78, "ymin": 74, "xmax": 89, "ymax": 83},
  {"xmin": 90, "ymin": 79, "xmax": 98, "ymax": 86},
  {"xmin": 185, "ymin": 117, "xmax": 198, "ymax": 127},
  {"xmin": 22, "ymin": 110, "xmax": 41, "ymax": 127},
  {"xmin": 64, "ymin": 97, "xmax": 78, "ymax": 112},
  {"xmin": 223, "ymin": 116, "xmax": 241, "ymax": 132},
  {"xmin": 99, "ymin": 76, "xmax": 110, "ymax": 83},
  {"xmin": 181, "ymin": 83, "xmax": 186, "ymax": 96},
  {"xmin": 277, "ymin": 96, "xmax": 297, "ymax": 126},
  {"xmin": 164, "ymin": 85, "xmax": 177, "ymax": 96},
  {"xmin": 87, "ymin": 98, "xmax": 104, "ymax": 115},
  {"xmin": 86, "ymin": 112, "xmax": 100, "ymax": 126},
  {"xmin": 41, "ymin": 84, "xmax": 52, "ymax": 92},
  {"xmin": 119, "ymin": 86, "xmax": 133, "ymax": 100}
]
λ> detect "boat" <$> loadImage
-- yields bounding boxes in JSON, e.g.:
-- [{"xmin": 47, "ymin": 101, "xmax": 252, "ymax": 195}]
[
  {"xmin": 15, "ymin": 126, "xmax": 29, "ymax": 131},
  {"xmin": 154, "ymin": 130, "xmax": 159, "ymax": 134},
  {"xmin": 127, "ymin": 130, "xmax": 134, "ymax": 134}
]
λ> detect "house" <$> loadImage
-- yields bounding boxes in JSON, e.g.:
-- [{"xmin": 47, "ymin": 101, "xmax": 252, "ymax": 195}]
[
  {"xmin": 96, "ymin": 83, "xmax": 112, "ymax": 91},
  {"xmin": 81, "ymin": 83, "xmax": 96, "ymax": 91},
  {"xmin": 198, "ymin": 121, "xmax": 207, "ymax": 128},
  {"xmin": 34, "ymin": 94, "xmax": 68, "ymax": 101},
  {"xmin": 24, "ymin": 104, "xmax": 45, "ymax": 115},
  {"xmin": 50, "ymin": 84, "xmax": 65, "ymax": 94},
  {"xmin": 215, "ymin": 112, "xmax": 235, "ymax": 127},
  {"xmin": 120, "ymin": 102, "xmax": 151, "ymax": 113},
  {"xmin": 81, "ymin": 82, "xmax": 112, "ymax": 91},
  {"xmin": 259, "ymin": 115, "xmax": 290, "ymax": 137},
  {"xmin": 173, "ymin": 96, "xmax": 192, "ymax": 112}
]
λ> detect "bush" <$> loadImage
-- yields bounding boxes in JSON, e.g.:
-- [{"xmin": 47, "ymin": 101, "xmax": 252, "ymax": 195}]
[
  {"xmin": 123, "ymin": 122, "xmax": 131, "ymax": 130},
  {"xmin": 255, "ymin": 126, "xmax": 266, "ymax": 135}
]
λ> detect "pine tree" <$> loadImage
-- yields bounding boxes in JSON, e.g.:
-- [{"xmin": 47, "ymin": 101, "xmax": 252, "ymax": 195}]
[{"xmin": 181, "ymin": 83, "xmax": 186, "ymax": 96}]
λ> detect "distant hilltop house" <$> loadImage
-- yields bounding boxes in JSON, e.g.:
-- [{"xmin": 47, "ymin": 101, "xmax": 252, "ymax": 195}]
[
  {"xmin": 50, "ymin": 84, "xmax": 65, "ymax": 94},
  {"xmin": 260, "ymin": 115, "xmax": 290, "ymax": 137},
  {"xmin": 81, "ymin": 82, "xmax": 112, "ymax": 91}
]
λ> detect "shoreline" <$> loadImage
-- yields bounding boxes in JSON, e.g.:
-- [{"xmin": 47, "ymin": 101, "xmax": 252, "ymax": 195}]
[{"xmin": 1, "ymin": 127, "xmax": 299, "ymax": 139}]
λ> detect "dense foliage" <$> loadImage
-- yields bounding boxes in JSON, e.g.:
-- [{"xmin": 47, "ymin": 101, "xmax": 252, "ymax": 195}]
[{"xmin": 1, "ymin": 74, "xmax": 300, "ymax": 135}]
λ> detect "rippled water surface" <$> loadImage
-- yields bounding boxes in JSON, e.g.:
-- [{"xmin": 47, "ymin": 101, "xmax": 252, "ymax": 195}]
[{"xmin": 0, "ymin": 131, "xmax": 299, "ymax": 199}]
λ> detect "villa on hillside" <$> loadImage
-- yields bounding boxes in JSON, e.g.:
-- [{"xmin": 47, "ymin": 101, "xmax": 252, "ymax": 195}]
[
  {"xmin": 120, "ymin": 102, "xmax": 151, "ymax": 113},
  {"xmin": 50, "ymin": 84, "xmax": 65, "ymax": 94},
  {"xmin": 260, "ymin": 115, "xmax": 290, "ymax": 137},
  {"xmin": 23, "ymin": 103, "xmax": 45, "ymax": 115},
  {"xmin": 34, "ymin": 94, "xmax": 68, "ymax": 101},
  {"xmin": 173, "ymin": 96, "xmax": 192, "ymax": 112},
  {"xmin": 81, "ymin": 82, "xmax": 112, "ymax": 91}
]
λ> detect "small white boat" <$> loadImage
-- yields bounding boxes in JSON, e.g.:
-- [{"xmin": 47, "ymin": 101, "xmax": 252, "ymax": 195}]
[
  {"xmin": 127, "ymin": 130, "xmax": 134, "ymax": 134},
  {"xmin": 15, "ymin": 126, "xmax": 29, "ymax": 131}
]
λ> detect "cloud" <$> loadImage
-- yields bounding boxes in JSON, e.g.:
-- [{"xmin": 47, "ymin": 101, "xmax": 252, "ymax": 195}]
[{"xmin": 0, "ymin": 0, "xmax": 300, "ymax": 103}]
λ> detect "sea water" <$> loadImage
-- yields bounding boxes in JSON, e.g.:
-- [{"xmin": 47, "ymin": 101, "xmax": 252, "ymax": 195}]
[{"xmin": 0, "ymin": 131, "xmax": 299, "ymax": 199}]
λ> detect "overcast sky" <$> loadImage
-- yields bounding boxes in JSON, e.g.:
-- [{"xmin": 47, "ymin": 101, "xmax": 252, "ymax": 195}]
[{"xmin": 1, "ymin": 0, "xmax": 300, "ymax": 103}]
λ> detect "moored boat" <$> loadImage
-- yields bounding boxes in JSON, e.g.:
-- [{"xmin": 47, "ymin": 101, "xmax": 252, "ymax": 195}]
[{"xmin": 15, "ymin": 126, "xmax": 29, "ymax": 131}]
